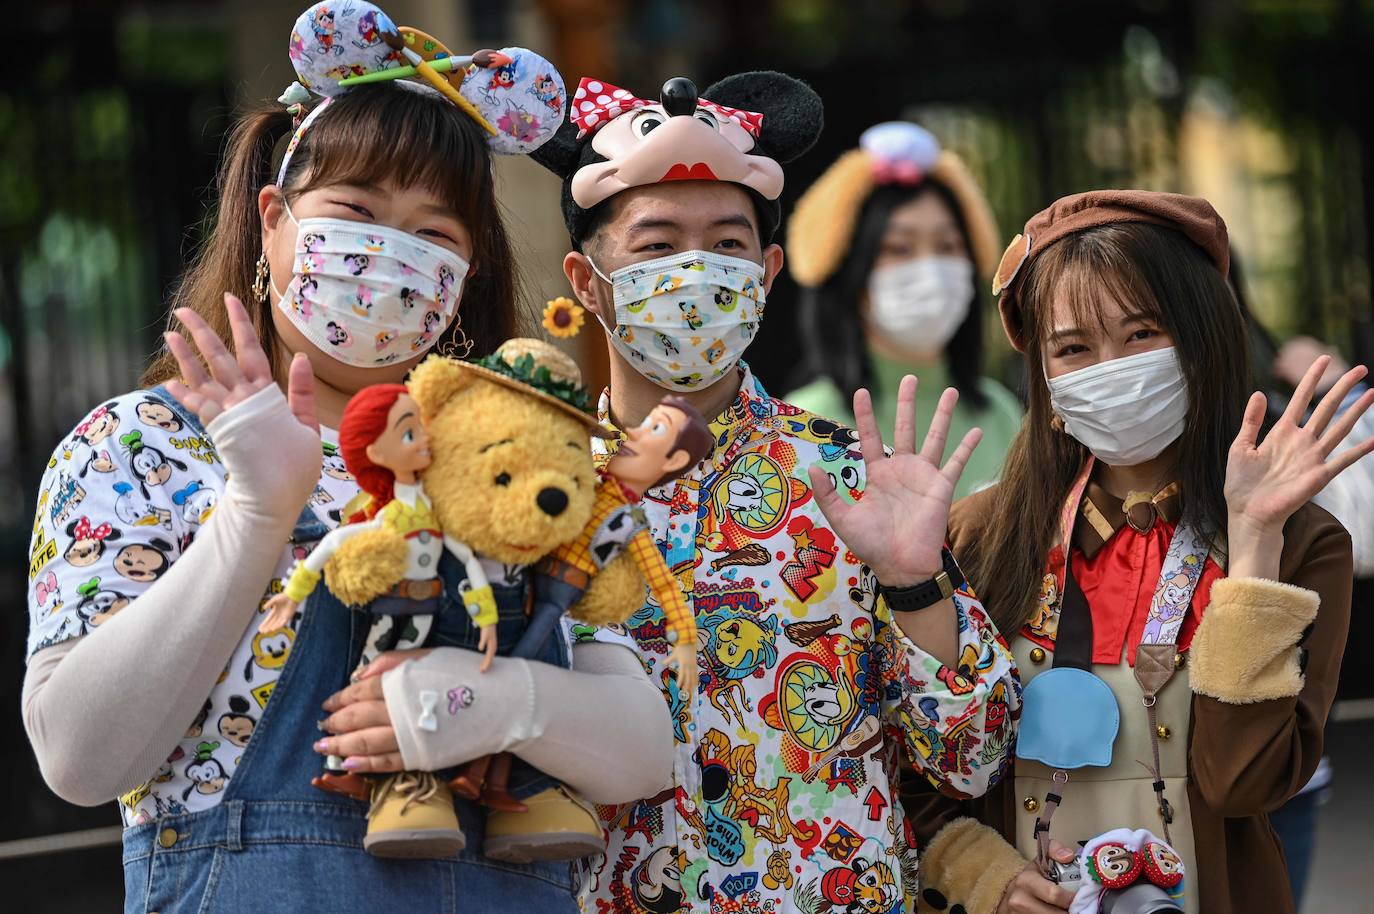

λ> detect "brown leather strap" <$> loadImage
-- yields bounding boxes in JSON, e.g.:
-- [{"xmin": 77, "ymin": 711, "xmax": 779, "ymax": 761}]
[
  {"xmin": 1034, "ymin": 772, "xmax": 1068, "ymax": 877},
  {"xmin": 389, "ymin": 578, "xmax": 443, "ymax": 600},
  {"xmin": 540, "ymin": 558, "xmax": 591, "ymax": 591}
]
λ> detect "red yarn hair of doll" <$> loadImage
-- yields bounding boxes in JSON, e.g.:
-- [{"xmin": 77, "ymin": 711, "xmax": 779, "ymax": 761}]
[{"xmin": 338, "ymin": 383, "xmax": 410, "ymax": 522}]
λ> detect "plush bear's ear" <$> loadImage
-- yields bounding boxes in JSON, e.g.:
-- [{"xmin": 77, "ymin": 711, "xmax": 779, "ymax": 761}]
[
  {"xmin": 528, "ymin": 118, "xmax": 585, "ymax": 179},
  {"xmin": 703, "ymin": 71, "xmax": 824, "ymax": 164},
  {"xmin": 406, "ymin": 356, "xmax": 474, "ymax": 421}
]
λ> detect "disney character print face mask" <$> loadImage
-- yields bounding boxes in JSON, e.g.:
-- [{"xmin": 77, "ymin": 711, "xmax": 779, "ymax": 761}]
[
  {"xmin": 589, "ymin": 250, "xmax": 766, "ymax": 392},
  {"xmin": 273, "ymin": 202, "xmax": 469, "ymax": 368}
]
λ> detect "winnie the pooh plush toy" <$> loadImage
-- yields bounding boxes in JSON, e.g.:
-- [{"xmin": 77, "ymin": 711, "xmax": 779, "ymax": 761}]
[{"xmin": 275, "ymin": 338, "xmax": 663, "ymax": 862}]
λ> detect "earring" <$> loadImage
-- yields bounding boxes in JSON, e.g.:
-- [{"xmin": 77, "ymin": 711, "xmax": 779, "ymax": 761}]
[{"xmin": 252, "ymin": 252, "xmax": 271, "ymax": 305}]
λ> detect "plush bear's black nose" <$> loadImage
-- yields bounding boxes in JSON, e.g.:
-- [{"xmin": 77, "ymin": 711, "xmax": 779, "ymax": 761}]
[
  {"xmin": 536, "ymin": 487, "xmax": 569, "ymax": 517},
  {"xmin": 661, "ymin": 77, "xmax": 699, "ymax": 117}
]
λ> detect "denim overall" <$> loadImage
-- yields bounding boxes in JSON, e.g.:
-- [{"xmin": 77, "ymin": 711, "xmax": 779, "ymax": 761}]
[{"xmin": 120, "ymin": 388, "xmax": 577, "ymax": 914}]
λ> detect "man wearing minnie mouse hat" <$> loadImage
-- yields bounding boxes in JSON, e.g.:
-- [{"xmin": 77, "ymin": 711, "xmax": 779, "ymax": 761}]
[{"xmin": 533, "ymin": 75, "xmax": 1021, "ymax": 913}]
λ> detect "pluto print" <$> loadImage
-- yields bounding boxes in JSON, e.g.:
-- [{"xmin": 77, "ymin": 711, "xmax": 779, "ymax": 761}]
[
  {"xmin": 25, "ymin": 391, "xmax": 360, "ymax": 827},
  {"xmin": 577, "ymin": 365, "xmax": 1021, "ymax": 914}
]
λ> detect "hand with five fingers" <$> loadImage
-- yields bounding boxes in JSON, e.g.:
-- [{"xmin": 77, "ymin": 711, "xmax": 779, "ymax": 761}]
[
  {"xmin": 1226, "ymin": 355, "xmax": 1374, "ymax": 580},
  {"xmin": 163, "ymin": 293, "xmax": 323, "ymax": 513},
  {"xmin": 315, "ymin": 649, "xmax": 431, "ymax": 774},
  {"xmin": 807, "ymin": 375, "xmax": 982, "ymax": 588}
]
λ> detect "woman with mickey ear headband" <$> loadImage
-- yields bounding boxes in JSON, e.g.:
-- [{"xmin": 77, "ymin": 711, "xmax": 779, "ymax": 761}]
[
  {"xmin": 786, "ymin": 122, "xmax": 1023, "ymax": 498},
  {"xmin": 21, "ymin": 3, "xmax": 672, "ymax": 910},
  {"xmin": 853, "ymin": 190, "xmax": 1370, "ymax": 914}
]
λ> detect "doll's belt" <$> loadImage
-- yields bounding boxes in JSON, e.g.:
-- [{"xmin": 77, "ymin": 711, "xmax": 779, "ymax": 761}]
[
  {"xmin": 389, "ymin": 578, "xmax": 445, "ymax": 600},
  {"xmin": 538, "ymin": 558, "xmax": 591, "ymax": 591}
]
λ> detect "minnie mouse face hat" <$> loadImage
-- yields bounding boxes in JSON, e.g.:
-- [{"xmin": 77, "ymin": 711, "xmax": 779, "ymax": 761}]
[{"xmin": 530, "ymin": 72, "xmax": 825, "ymax": 246}]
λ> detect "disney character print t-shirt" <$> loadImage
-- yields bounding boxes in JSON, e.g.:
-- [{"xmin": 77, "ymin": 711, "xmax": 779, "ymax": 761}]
[{"xmin": 25, "ymin": 391, "xmax": 360, "ymax": 827}]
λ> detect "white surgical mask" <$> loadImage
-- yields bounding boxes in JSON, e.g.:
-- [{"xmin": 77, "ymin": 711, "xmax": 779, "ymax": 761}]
[
  {"xmin": 866, "ymin": 256, "xmax": 974, "ymax": 353},
  {"xmin": 589, "ymin": 250, "xmax": 766, "ymax": 392},
  {"xmin": 1047, "ymin": 346, "xmax": 1189, "ymax": 466},
  {"xmin": 273, "ymin": 202, "xmax": 469, "ymax": 368}
]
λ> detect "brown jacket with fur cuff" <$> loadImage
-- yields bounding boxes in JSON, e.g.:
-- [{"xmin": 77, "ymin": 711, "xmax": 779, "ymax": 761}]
[{"xmin": 904, "ymin": 489, "xmax": 1351, "ymax": 914}]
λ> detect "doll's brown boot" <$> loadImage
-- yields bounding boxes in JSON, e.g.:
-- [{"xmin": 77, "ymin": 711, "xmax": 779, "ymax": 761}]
[
  {"xmin": 364, "ymin": 771, "xmax": 465, "ymax": 858},
  {"xmin": 483, "ymin": 785, "xmax": 602, "ymax": 864}
]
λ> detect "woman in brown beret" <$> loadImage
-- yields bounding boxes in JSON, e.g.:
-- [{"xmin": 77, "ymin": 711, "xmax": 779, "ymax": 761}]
[{"xmin": 852, "ymin": 190, "xmax": 1371, "ymax": 914}]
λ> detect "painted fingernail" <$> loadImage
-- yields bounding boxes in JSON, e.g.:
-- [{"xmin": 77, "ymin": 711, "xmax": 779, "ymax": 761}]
[
  {"xmin": 342, "ymin": 758, "xmax": 361, "ymax": 770},
  {"xmin": 314, "ymin": 739, "xmax": 330, "ymax": 753},
  {"xmin": 316, "ymin": 719, "xmax": 329, "ymax": 732}
]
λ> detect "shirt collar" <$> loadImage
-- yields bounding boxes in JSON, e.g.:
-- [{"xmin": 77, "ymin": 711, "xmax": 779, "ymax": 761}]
[{"xmin": 1073, "ymin": 478, "xmax": 1182, "ymax": 558}]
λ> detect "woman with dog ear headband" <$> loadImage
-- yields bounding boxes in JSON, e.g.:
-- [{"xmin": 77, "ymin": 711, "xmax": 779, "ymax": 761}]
[
  {"xmin": 787, "ymin": 122, "xmax": 1023, "ymax": 499},
  {"xmin": 22, "ymin": 3, "xmax": 671, "ymax": 910},
  {"xmin": 891, "ymin": 190, "xmax": 1371, "ymax": 914}
]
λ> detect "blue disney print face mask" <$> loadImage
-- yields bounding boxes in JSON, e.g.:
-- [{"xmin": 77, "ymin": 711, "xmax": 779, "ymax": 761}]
[
  {"xmin": 272, "ymin": 201, "xmax": 470, "ymax": 368},
  {"xmin": 589, "ymin": 250, "xmax": 766, "ymax": 392}
]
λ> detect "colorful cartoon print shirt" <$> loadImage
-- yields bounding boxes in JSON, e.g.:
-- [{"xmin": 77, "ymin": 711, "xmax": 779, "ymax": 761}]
[
  {"xmin": 577, "ymin": 365, "xmax": 1021, "ymax": 914},
  {"xmin": 25, "ymin": 391, "xmax": 361, "ymax": 827}
]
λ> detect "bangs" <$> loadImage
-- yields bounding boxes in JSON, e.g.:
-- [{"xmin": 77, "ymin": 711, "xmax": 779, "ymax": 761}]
[
  {"xmin": 282, "ymin": 84, "xmax": 490, "ymax": 225},
  {"xmin": 1023, "ymin": 226, "xmax": 1167, "ymax": 343}
]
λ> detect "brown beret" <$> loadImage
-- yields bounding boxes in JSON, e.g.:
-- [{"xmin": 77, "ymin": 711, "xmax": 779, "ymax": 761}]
[{"xmin": 992, "ymin": 190, "xmax": 1230, "ymax": 351}]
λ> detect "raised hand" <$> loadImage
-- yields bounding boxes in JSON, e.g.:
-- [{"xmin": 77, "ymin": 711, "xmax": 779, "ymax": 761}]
[
  {"xmin": 1227, "ymin": 356, "xmax": 1374, "ymax": 528},
  {"xmin": 1226, "ymin": 355, "xmax": 1374, "ymax": 580},
  {"xmin": 808, "ymin": 375, "xmax": 982, "ymax": 588},
  {"xmin": 164, "ymin": 292, "xmax": 319, "ymax": 433}
]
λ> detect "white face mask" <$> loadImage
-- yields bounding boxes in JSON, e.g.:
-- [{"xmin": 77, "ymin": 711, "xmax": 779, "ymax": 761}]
[
  {"xmin": 1046, "ymin": 346, "xmax": 1189, "ymax": 466},
  {"xmin": 865, "ymin": 256, "xmax": 974, "ymax": 353},
  {"xmin": 589, "ymin": 250, "xmax": 766, "ymax": 392},
  {"xmin": 272, "ymin": 203, "xmax": 469, "ymax": 368}
]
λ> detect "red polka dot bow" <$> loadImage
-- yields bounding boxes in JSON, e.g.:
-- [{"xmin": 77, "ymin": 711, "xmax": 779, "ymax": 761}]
[
  {"xmin": 74, "ymin": 516, "xmax": 113, "ymax": 541},
  {"xmin": 569, "ymin": 77, "xmax": 764, "ymax": 139}
]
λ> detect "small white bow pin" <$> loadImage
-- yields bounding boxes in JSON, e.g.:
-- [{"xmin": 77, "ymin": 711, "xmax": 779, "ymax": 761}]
[{"xmin": 417, "ymin": 690, "xmax": 440, "ymax": 732}]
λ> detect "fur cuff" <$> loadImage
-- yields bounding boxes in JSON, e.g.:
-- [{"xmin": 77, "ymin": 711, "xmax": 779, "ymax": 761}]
[
  {"xmin": 1189, "ymin": 577, "xmax": 1320, "ymax": 704},
  {"xmin": 917, "ymin": 818, "xmax": 1027, "ymax": 914}
]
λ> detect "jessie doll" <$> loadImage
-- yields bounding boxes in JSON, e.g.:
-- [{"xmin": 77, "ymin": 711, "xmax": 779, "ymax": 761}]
[{"xmin": 261, "ymin": 382, "xmax": 497, "ymax": 857}]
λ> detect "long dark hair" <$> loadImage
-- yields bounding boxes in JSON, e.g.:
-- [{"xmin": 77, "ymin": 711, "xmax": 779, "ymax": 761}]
[
  {"xmin": 795, "ymin": 179, "xmax": 988, "ymax": 409},
  {"xmin": 966, "ymin": 222, "xmax": 1250, "ymax": 634},
  {"xmin": 143, "ymin": 83, "xmax": 520, "ymax": 386}
]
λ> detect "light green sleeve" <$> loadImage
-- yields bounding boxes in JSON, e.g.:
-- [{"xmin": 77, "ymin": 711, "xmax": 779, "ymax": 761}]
[{"xmin": 784, "ymin": 377, "xmax": 854, "ymax": 426}]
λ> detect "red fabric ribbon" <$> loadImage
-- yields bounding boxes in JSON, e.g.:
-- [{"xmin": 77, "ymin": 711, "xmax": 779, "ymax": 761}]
[
  {"xmin": 74, "ymin": 516, "xmax": 112, "ymax": 542},
  {"xmin": 569, "ymin": 77, "xmax": 764, "ymax": 139},
  {"xmin": 871, "ymin": 159, "xmax": 926, "ymax": 185},
  {"xmin": 75, "ymin": 406, "xmax": 110, "ymax": 437}
]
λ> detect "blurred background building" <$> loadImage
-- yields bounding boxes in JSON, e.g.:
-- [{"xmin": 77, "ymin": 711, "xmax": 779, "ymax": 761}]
[{"xmin": 3, "ymin": 0, "xmax": 1371, "ymax": 909}]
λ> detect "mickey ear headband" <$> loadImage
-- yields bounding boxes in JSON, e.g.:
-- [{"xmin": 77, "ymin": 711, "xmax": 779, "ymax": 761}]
[
  {"xmin": 278, "ymin": 1, "xmax": 566, "ymax": 186},
  {"xmin": 786, "ymin": 122, "xmax": 1002, "ymax": 288},
  {"xmin": 529, "ymin": 71, "xmax": 824, "ymax": 245}
]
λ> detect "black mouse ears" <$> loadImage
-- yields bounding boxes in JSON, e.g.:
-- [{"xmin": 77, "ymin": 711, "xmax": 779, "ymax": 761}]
[
  {"xmin": 703, "ymin": 71, "xmax": 824, "ymax": 165},
  {"xmin": 529, "ymin": 70, "xmax": 825, "ymax": 179}
]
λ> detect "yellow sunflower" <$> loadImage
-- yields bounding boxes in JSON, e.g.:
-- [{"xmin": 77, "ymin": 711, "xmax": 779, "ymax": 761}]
[{"xmin": 542, "ymin": 296, "xmax": 586, "ymax": 338}]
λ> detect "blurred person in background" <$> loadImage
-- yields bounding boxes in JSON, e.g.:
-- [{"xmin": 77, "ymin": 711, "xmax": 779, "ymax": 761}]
[{"xmin": 786, "ymin": 122, "xmax": 1022, "ymax": 498}]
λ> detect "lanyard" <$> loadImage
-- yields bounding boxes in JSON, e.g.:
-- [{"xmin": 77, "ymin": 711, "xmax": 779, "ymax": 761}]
[{"xmin": 1034, "ymin": 460, "xmax": 1213, "ymax": 864}]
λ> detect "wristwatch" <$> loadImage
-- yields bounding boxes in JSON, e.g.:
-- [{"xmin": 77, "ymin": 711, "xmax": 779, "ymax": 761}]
[{"xmin": 877, "ymin": 549, "xmax": 965, "ymax": 613}]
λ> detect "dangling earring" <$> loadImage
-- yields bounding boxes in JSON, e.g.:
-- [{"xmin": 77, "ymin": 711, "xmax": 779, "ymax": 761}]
[
  {"xmin": 1050, "ymin": 413, "xmax": 1066, "ymax": 433},
  {"xmin": 437, "ymin": 313, "xmax": 474, "ymax": 359},
  {"xmin": 252, "ymin": 252, "xmax": 271, "ymax": 305}
]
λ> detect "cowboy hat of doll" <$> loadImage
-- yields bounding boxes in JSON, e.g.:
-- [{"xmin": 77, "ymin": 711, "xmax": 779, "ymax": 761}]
[
  {"xmin": 283, "ymin": 0, "xmax": 566, "ymax": 160},
  {"xmin": 529, "ymin": 72, "xmax": 824, "ymax": 246},
  {"xmin": 786, "ymin": 121, "xmax": 1002, "ymax": 288}
]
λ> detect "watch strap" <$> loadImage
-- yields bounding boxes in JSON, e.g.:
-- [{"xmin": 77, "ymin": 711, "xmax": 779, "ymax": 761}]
[{"xmin": 878, "ymin": 549, "xmax": 965, "ymax": 613}]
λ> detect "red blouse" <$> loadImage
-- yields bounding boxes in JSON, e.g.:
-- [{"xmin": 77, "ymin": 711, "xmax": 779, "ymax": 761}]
[{"xmin": 1065, "ymin": 481, "xmax": 1225, "ymax": 666}]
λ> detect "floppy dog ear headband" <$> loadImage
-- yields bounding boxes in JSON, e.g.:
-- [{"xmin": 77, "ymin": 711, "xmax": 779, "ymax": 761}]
[
  {"xmin": 530, "ymin": 71, "xmax": 824, "ymax": 244},
  {"xmin": 279, "ymin": 0, "xmax": 566, "ymax": 184}
]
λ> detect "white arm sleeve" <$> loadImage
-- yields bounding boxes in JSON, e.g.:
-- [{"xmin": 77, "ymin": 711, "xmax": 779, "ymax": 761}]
[
  {"xmin": 383, "ymin": 641, "xmax": 673, "ymax": 805},
  {"xmin": 22, "ymin": 384, "xmax": 322, "ymax": 806}
]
